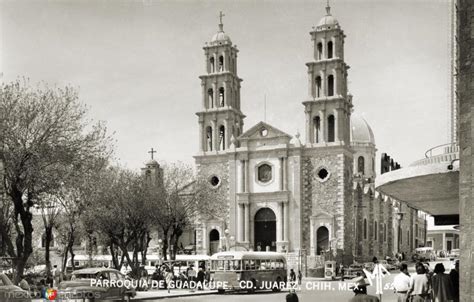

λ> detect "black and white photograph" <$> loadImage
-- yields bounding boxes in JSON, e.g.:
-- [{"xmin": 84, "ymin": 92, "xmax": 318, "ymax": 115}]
[{"xmin": 0, "ymin": 0, "xmax": 471, "ymax": 301}]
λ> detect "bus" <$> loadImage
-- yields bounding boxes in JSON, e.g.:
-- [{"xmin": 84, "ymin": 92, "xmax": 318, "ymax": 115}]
[{"xmin": 209, "ymin": 251, "xmax": 287, "ymax": 293}]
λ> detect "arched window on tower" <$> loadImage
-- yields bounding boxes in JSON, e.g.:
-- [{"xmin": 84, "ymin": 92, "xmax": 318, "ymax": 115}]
[
  {"xmin": 208, "ymin": 89, "xmax": 214, "ymax": 108},
  {"xmin": 315, "ymin": 76, "xmax": 322, "ymax": 97},
  {"xmin": 358, "ymin": 156, "xmax": 365, "ymax": 175},
  {"xmin": 206, "ymin": 126, "xmax": 213, "ymax": 151},
  {"xmin": 313, "ymin": 116, "xmax": 321, "ymax": 143},
  {"xmin": 219, "ymin": 87, "xmax": 225, "ymax": 107},
  {"xmin": 327, "ymin": 41, "xmax": 333, "ymax": 59},
  {"xmin": 210, "ymin": 57, "xmax": 215, "ymax": 73},
  {"xmin": 327, "ymin": 75, "xmax": 334, "ymax": 96},
  {"xmin": 219, "ymin": 125, "xmax": 225, "ymax": 150},
  {"xmin": 327, "ymin": 115, "xmax": 335, "ymax": 142},
  {"xmin": 363, "ymin": 219, "xmax": 367, "ymax": 240},
  {"xmin": 317, "ymin": 42, "xmax": 323, "ymax": 60},
  {"xmin": 219, "ymin": 56, "xmax": 224, "ymax": 72}
]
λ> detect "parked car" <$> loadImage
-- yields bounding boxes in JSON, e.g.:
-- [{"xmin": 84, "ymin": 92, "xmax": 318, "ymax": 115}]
[
  {"xmin": 344, "ymin": 264, "xmax": 364, "ymax": 279},
  {"xmin": 449, "ymin": 249, "xmax": 460, "ymax": 260},
  {"xmin": 58, "ymin": 268, "xmax": 136, "ymax": 301},
  {"xmin": 0, "ymin": 273, "xmax": 31, "ymax": 302},
  {"xmin": 413, "ymin": 247, "xmax": 434, "ymax": 262}
]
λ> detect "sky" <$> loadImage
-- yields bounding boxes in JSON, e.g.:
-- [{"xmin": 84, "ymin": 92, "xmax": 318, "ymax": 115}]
[{"xmin": 0, "ymin": 0, "xmax": 452, "ymax": 173}]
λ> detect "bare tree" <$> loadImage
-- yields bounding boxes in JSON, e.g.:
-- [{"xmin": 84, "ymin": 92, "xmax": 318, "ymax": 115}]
[{"xmin": 0, "ymin": 79, "xmax": 112, "ymax": 282}]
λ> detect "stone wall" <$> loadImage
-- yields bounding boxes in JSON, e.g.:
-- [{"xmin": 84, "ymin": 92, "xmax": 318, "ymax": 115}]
[{"xmin": 457, "ymin": 1, "xmax": 474, "ymax": 300}]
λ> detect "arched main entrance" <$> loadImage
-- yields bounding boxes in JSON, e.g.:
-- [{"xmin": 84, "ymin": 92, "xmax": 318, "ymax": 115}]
[
  {"xmin": 209, "ymin": 229, "xmax": 220, "ymax": 255},
  {"xmin": 254, "ymin": 208, "xmax": 276, "ymax": 251},
  {"xmin": 316, "ymin": 226, "xmax": 329, "ymax": 255}
]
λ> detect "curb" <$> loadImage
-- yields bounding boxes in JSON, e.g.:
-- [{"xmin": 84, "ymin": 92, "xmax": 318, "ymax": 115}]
[{"xmin": 132, "ymin": 290, "xmax": 218, "ymax": 300}]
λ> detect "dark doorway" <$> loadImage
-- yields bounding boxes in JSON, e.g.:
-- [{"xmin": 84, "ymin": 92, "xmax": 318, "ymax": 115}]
[
  {"xmin": 209, "ymin": 229, "xmax": 220, "ymax": 255},
  {"xmin": 316, "ymin": 226, "xmax": 329, "ymax": 255},
  {"xmin": 254, "ymin": 208, "xmax": 277, "ymax": 251}
]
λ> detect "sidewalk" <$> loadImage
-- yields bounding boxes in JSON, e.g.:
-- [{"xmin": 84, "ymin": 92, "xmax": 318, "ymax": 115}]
[{"xmin": 132, "ymin": 289, "xmax": 218, "ymax": 300}]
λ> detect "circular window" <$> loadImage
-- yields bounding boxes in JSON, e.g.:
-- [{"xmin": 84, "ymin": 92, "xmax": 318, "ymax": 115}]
[
  {"xmin": 257, "ymin": 164, "xmax": 272, "ymax": 183},
  {"xmin": 260, "ymin": 128, "xmax": 268, "ymax": 137},
  {"xmin": 316, "ymin": 167, "xmax": 330, "ymax": 182},
  {"xmin": 210, "ymin": 176, "xmax": 220, "ymax": 187}
]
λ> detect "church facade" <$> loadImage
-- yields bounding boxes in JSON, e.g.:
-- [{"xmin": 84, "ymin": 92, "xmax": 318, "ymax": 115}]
[{"xmin": 192, "ymin": 8, "xmax": 426, "ymax": 266}]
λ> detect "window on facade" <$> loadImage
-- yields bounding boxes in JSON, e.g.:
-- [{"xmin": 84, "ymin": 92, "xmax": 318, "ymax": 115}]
[
  {"xmin": 219, "ymin": 125, "xmax": 225, "ymax": 150},
  {"xmin": 358, "ymin": 156, "xmax": 365, "ymax": 175},
  {"xmin": 363, "ymin": 219, "xmax": 367, "ymax": 240},
  {"xmin": 210, "ymin": 176, "xmax": 220, "ymax": 187},
  {"xmin": 327, "ymin": 115, "xmax": 335, "ymax": 142},
  {"xmin": 219, "ymin": 87, "xmax": 225, "ymax": 107},
  {"xmin": 317, "ymin": 168, "xmax": 329, "ymax": 181},
  {"xmin": 384, "ymin": 223, "xmax": 387, "ymax": 242},
  {"xmin": 327, "ymin": 41, "xmax": 333, "ymax": 59},
  {"xmin": 218, "ymin": 56, "xmax": 224, "ymax": 71},
  {"xmin": 210, "ymin": 57, "xmax": 215, "ymax": 73},
  {"xmin": 415, "ymin": 224, "xmax": 419, "ymax": 238},
  {"xmin": 314, "ymin": 116, "xmax": 321, "ymax": 143},
  {"xmin": 208, "ymin": 89, "xmax": 214, "ymax": 108},
  {"xmin": 257, "ymin": 164, "xmax": 272, "ymax": 183},
  {"xmin": 407, "ymin": 230, "xmax": 410, "ymax": 244},
  {"xmin": 206, "ymin": 126, "xmax": 213, "ymax": 151},
  {"xmin": 315, "ymin": 76, "xmax": 322, "ymax": 97},
  {"xmin": 327, "ymin": 75, "xmax": 334, "ymax": 96},
  {"xmin": 374, "ymin": 221, "xmax": 378, "ymax": 240},
  {"xmin": 317, "ymin": 42, "xmax": 323, "ymax": 60}
]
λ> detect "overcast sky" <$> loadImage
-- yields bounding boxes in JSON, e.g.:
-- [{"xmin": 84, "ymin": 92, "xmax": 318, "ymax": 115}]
[{"xmin": 1, "ymin": 0, "xmax": 451, "ymax": 172}]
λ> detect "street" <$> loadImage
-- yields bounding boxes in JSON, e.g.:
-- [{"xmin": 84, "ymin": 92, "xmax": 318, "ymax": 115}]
[{"xmin": 136, "ymin": 260, "xmax": 456, "ymax": 302}]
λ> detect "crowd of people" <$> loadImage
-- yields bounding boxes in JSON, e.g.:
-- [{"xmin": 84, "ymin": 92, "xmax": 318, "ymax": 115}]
[{"xmin": 393, "ymin": 260, "xmax": 459, "ymax": 302}]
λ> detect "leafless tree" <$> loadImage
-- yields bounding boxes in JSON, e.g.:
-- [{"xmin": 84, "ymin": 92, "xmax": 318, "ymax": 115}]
[{"xmin": 0, "ymin": 79, "xmax": 113, "ymax": 282}]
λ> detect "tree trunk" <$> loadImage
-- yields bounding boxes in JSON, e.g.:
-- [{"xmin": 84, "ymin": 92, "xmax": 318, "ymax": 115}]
[{"xmin": 44, "ymin": 226, "xmax": 53, "ymax": 280}]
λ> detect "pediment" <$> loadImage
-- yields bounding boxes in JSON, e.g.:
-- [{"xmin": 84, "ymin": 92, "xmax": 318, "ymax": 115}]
[{"xmin": 238, "ymin": 121, "xmax": 291, "ymax": 142}]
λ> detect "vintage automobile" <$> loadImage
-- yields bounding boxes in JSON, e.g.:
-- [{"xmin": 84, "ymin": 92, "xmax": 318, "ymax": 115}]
[
  {"xmin": 58, "ymin": 268, "xmax": 136, "ymax": 301},
  {"xmin": 0, "ymin": 273, "xmax": 31, "ymax": 302},
  {"xmin": 343, "ymin": 264, "xmax": 364, "ymax": 279},
  {"xmin": 378, "ymin": 260, "xmax": 397, "ymax": 271}
]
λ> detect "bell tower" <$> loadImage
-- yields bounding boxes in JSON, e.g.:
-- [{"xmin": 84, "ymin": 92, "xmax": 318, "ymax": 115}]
[
  {"xmin": 197, "ymin": 12, "xmax": 245, "ymax": 154},
  {"xmin": 303, "ymin": 3, "xmax": 352, "ymax": 146}
]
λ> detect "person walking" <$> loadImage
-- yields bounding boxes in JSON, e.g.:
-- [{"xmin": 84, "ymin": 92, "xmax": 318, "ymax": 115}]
[
  {"xmin": 197, "ymin": 267, "xmax": 205, "ymax": 290},
  {"xmin": 297, "ymin": 270, "xmax": 302, "ymax": 285},
  {"xmin": 393, "ymin": 263, "xmax": 411, "ymax": 302},
  {"xmin": 408, "ymin": 263, "xmax": 430, "ymax": 302},
  {"xmin": 449, "ymin": 260, "xmax": 459, "ymax": 302},
  {"xmin": 289, "ymin": 269, "xmax": 296, "ymax": 287},
  {"xmin": 164, "ymin": 268, "xmax": 174, "ymax": 294},
  {"xmin": 349, "ymin": 277, "xmax": 380, "ymax": 302},
  {"xmin": 431, "ymin": 263, "xmax": 454, "ymax": 302}
]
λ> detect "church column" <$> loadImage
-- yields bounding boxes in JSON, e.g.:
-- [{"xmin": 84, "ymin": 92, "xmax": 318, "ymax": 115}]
[
  {"xmin": 283, "ymin": 157, "xmax": 288, "ymax": 191},
  {"xmin": 305, "ymin": 109, "xmax": 311, "ymax": 144},
  {"xmin": 308, "ymin": 70, "xmax": 313, "ymax": 98},
  {"xmin": 212, "ymin": 82, "xmax": 217, "ymax": 108},
  {"xmin": 202, "ymin": 224, "xmax": 208, "ymax": 255},
  {"xmin": 334, "ymin": 108, "xmax": 340, "ymax": 143},
  {"xmin": 284, "ymin": 202, "xmax": 289, "ymax": 241},
  {"xmin": 240, "ymin": 160, "xmax": 245, "ymax": 193},
  {"xmin": 223, "ymin": 119, "xmax": 229, "ymax": 149},
  {"xmin": 237, "ymin": 204, "xmax": 244, "ymax": 242},
  {"xmin": 211, "ymin": 120, "xmax": 217, "ymax": 151},
  {"xmin": 244, "ymin": 204, "xmax": 250, "ymax": 242},
  {"xmin": 201, "ymin": 83, "xmax": 206, "ymax": 108},
  {"xmin": 244, "ymin": 159, "xmax": 249, "ymax": 192},
  {"xmin": 321, "ymin": 110, "xmax": 326, "ymax": 142},
  {"xmin": 310, "ymin": 221, "xmax": 315, "ymax": 256},
  {"xmin": 279, "ymin": 158, "xmax": 284, "ymax": 191},
  {"xmin": 322, "ymin": 38, "xmax": 326, "ymax": 59},
  {"xmin": 198, "ymin": 121, "xmax": 204, "ymax": 152},
  {"xmin": 223, "ymin": 81, "xmax": 228, "ymax": 107},
  {"xmin": 278, "ymin": 202, "xmax": 284, "ymax": 242}
]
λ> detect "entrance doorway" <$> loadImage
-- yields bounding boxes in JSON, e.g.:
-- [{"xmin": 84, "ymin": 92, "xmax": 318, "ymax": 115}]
[
  {"xmin": 254, "ymin": 208, "xmax": 276, "ymax": 251},
  {"xmin": 316, "ymin": 226, "xmax": 329, "ymax": 255},
  {"xmin": 209, "ymin": 229, "xmax": 220, "ymax": 255}
]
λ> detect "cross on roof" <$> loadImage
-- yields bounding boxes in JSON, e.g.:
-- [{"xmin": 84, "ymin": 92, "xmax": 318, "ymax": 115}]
[
  {"xmin": 148, "ymin": 148, "xmax": 157, "ymax": 160},
  {"xmin": 219, "ymin": 11, "xmax": 225, "ymax": 25}
]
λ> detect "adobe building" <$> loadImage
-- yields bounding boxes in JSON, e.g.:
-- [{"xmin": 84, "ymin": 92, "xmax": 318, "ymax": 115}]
[{"xmin": 192, "ymin": 7, "xmax": 425, "ymax": 267}]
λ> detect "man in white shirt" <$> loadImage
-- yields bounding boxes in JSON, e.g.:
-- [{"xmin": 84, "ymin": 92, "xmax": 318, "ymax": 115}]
[{"xmin": 393, "ymin": 263, "xmax": 411, "ymax": 302}]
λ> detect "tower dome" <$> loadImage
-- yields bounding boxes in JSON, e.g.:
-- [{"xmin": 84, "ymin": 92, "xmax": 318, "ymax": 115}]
[
  {"xmin": 317, "ymin": 3, "xmax": 340, "ymax": 29},
  {"xmin": 350, "ymin": 114, "xmax": 375, "ymax": 145}
]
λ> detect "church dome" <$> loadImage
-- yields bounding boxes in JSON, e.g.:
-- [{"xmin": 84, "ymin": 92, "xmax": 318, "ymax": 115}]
[
  {"xmin": 318, "ymin": 15, "xmax": 339, "ymax": 27},
  {"xmin": 211, "ymin": 31, "xmax": 232, "ymax": 44},
  {"xmin": 146, "ymin": 159, "xmax": 159, "ymax": 166},
  {"xmin": 351, "ymin": 114, "xmax": 375, "ymax": 145}
]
